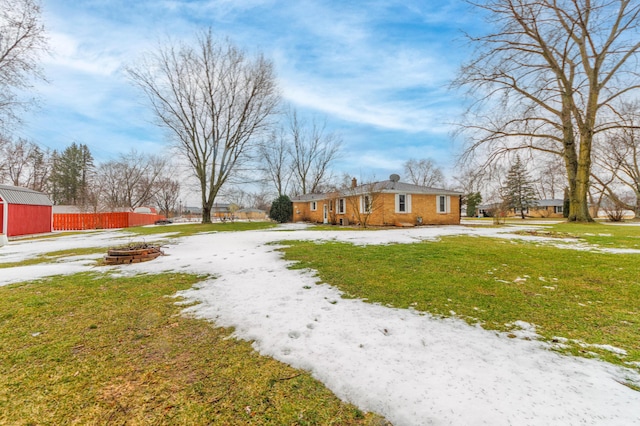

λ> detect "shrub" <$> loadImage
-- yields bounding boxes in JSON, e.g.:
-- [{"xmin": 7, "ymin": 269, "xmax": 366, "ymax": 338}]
[{"xmin": 269, "ymin": 195, "xmax": 293, "ymax": 223}]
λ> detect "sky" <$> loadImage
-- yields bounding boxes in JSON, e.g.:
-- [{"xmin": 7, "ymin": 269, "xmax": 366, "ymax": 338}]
[
  {"xmin": 1, "ymin": 224, "xmax": 640, "ymax": 425},
  {"xmin": 15, "ymin": 0, "xmax": 485, "ymax": 198}
]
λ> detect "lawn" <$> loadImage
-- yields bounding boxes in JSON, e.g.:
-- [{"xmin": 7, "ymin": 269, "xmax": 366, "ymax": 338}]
[
  {"xmin": 280, "ymin": 223, "xmax": 640, "ymax": 371},
  {"xmin": 126, "ymin": 221, "xmax": 276, "ymax": 238},
  {"xmin": 0, "ymin": 271, "xmax": 385, "ymax": 424}
]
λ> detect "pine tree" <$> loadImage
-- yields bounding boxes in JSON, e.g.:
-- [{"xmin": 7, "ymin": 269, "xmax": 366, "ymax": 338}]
[
  {"xmin": 466, "ymin": 192, "xmax": 482, "ymax": 217},
  {"xmin": 50, "ymin": 142, "xmax": 94, "ymax": 205},
  {"xmin": 502, "ymin": 156, "xmax": 538, "ymax": 219}
]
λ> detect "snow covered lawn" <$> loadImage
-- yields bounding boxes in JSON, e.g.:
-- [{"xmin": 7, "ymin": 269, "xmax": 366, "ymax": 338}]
[{"xmin": 1, "ymin": 224, "xmax": 639, "ymax": 425}]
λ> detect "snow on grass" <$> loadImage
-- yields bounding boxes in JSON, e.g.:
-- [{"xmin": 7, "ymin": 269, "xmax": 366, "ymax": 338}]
[{"xmin": 1, "ymin": 224, "xmax": 639, "ymax": 425}]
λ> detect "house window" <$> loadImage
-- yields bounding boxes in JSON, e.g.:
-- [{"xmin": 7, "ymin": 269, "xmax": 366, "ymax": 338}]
[
  {"xmin": 310, "ymin": 201, "xmax": 317, "ymax": 211},
  {"xmin": 437, "ymin": 195, "xmax": 450, "ymax": 214},
  {"xmin": 395, "ymin": 194, "xmax": 411, "ymax": 213},
  {"xmin": 329, "ymin": 200, "xmax": 333, "ymax": 212},
  {"xmin": 338, "ymin": 198, "xmax": 346, "ymax": 214},
  {"xmin": 361, "ymin": 195, "xmax": 372, "ymax": 213},
  {"xmin": 555, "ymin": 205, "xmax": 563, "ymax": 214}
]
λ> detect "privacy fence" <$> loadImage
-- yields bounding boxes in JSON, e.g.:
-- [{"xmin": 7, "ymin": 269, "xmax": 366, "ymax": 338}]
[{"xmin": 53, "ymin": 212, "xmax": 165, "ymax": 231}]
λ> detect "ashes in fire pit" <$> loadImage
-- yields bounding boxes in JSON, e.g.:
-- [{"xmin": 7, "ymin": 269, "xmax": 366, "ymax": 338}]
[{"xmin": 104, "ymin": 243, "xmax": 164, "ymax": 265}]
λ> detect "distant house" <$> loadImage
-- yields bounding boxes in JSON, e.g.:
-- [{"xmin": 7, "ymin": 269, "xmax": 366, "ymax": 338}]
[
  {"xmin": 210, "ymin": 203, "xmax": 229, "ymax": 219},
  {"xmin": 523, "ymin": 199, "xmax": 565, "ymax": 218},
  {"xmin": 291, "ymin": 175, "xmax": 462, "ymax": 227},
  {"xmin": 0, "ymin": 185, "xmax": 53, "ymax": 238},
  {"xmin": 477, "ymin": 199, "xmax": 565, "ymax": 218}
]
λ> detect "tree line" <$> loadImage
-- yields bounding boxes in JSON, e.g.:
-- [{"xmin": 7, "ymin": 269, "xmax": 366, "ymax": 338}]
[
  {"xmin": 3, "ymin": 0, "xmax": 640, "ymax": 222},
  {"xmin": 0, "ymin": 138, "xmax": 182, "ymax": 216}
]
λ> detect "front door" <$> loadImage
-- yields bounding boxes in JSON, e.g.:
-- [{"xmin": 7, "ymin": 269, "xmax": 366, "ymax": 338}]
[{"xmin": 323, "ymin": 204, "xmax": 328, "ymax": 224}]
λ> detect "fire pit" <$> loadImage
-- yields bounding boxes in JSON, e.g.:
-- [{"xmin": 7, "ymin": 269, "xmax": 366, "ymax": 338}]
[{"xmin": 104, "ymin": 243, "xmax": 164, "ymax": 265}]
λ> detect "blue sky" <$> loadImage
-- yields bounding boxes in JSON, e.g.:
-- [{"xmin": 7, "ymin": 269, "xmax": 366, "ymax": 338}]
[{"xmin": 18, "ymin": 0, "xmax": 483, "ymax": 187}]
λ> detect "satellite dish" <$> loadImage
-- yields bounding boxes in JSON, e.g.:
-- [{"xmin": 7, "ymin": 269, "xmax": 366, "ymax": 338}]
[{"xmin": 389, "ymin": 174, "xmax": 400, "ymax": 182}]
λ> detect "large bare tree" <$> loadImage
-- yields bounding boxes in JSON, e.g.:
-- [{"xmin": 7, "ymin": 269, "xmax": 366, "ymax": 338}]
[
  {"xmin": 0, "ymin": 0, "xmax": 47, "ymax": 129},
  {"xmin": 128, "ymin": 30, "xmax": 280, "ymax": 223},
  {"xmin": 454, "ymin": 0, "xmax": 640, "ymax": 222},
  {"xmin": 288, "ymin": 109, "xmax": 341, "ymax": 195}
]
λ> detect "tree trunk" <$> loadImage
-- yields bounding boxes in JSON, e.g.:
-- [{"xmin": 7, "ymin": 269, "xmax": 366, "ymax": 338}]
[{"xmin": 202, "ymin": 206, "xmax": 212, "ymax": 224}]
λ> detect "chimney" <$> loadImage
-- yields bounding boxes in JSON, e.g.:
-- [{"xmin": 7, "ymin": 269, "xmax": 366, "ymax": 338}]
[{"xmin": 351, "ymin": 177, "xmax": 357, "ymax": 188}]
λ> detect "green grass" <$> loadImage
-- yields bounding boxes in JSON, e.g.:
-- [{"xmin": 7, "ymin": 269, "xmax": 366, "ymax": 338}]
[
  {"xmin": 547, "ymin": 222, "xmax": 640, "ymax": 249},
  {"xmin": 0, "ymin": 272, "xmax": 385, "ymax": 425},
  {"xmin": 125, "ymin": 221, "xmax": 276, "ymax": 237},
  {"xmin": 280, "ymin": 236, "xmax": 640, "ymax": 369}
]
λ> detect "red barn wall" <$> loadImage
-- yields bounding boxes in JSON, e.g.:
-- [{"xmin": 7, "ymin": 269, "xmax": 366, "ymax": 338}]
[{"xmin": 7, "ymin": 204, "xmax": 53, "ymax": 237}]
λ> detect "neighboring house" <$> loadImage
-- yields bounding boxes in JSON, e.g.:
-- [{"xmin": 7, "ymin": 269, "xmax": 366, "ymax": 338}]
[
  {"xmin": 0, "ymin": 185, "xmax": 53, "ymax": 238},
  {"xmin": 524, "ymin": 199, "xmax": 565, "ymax": 218},
  {"xmin": 213, "ymin": 203, "xmax": 231, "ymax": 219},
  {"xmin": 291, "ymin": 175, "xmax": 462, "ymax": 227},
  {"xmin": 477, "ymin": 199, "xmax": 565, "ymax": 218}
]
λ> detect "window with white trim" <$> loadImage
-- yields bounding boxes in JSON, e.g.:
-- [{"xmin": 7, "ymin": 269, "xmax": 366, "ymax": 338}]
[
  {"xmin": 395, "ymin": 193, "xmax": 411, "ymax": 213},
  {"xmin": 361, "ymin": 195, "xmax": 372, "ymax": 213},
  {"xmin": 338, "ymin": 198, "xmax": 346, "ymax": 214},
  {"xmin": 310, "ymin": 201, "xmax": 317, "ymax": 211},
  {"xmin": 437, "ymin": 195, "xmax": 450, "ymax": 213}
]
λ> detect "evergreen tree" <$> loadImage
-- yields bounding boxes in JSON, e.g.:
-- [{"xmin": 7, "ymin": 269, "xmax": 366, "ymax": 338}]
[
  {"xmin": 50, "ymin": 142, "xmax": 94, "ymax": 205},
  {"xmin": 502, "ymin": 156, "xmax": 538, "ymax": 219},
  {"xmin": 466, "ymin": 192, "xmax": 482, "ymax": 217},
  {"xmin": 269, "ymin": 195, "xmax": 292, "ymax": 223}
]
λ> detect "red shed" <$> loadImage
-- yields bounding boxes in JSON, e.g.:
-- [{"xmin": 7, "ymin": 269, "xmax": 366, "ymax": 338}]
[{"xmin": 0, "ymin": 185, "xmax": 53, "ymax": 238}]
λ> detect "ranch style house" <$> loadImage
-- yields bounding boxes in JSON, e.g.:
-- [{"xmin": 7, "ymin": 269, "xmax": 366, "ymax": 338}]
[{"xmin": 291, "ymin": 175, "xmax": 462, "ymax": 227}]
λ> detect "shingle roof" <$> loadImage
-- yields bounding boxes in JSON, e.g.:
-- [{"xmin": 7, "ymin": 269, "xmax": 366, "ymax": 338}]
[
  {"xmin": 0, "ymin": 185, "xmax": 53, "ymax": 206},
  {"xmin": 291, "ymin": 180, "xmax": 462, "ymax": 202},
  {"xmin": 535, "ymin": 199, "xmax": 564, "ymax": 207}
]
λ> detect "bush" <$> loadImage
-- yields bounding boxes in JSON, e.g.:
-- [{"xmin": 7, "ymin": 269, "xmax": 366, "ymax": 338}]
[{"xmin": 269, "ymin": 195, "xmax": 293, "ymax": 223}]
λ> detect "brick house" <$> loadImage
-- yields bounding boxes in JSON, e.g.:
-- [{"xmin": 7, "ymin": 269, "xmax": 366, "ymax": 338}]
[{"xmin": 291, "ymin": 175, "xmax": 462, "ymax": 227}]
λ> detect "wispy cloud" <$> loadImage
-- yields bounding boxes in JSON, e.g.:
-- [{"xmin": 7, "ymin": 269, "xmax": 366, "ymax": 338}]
[{"xmin": 20, "ymin": 0, "xmax": 470, "ymax": 179}]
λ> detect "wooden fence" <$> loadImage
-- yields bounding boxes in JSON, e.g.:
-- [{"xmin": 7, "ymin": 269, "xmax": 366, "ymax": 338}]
[{"xmin": 53, "ymin": 212, "xmax": 166, "ymax": 231}]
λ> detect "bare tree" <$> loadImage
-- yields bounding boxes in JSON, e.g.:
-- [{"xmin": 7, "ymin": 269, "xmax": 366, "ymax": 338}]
[
  {"xmin": 403, "ymin": 158, "xmax": 444, "ymax": 187},
  {"xmin": 97, "ymin": 150, "xmax": 167, "ymax": 210},
  {"xmin": 25, "ymin": 143, "xmax": 49, "ymax": 192},
  {"xmin": 289, "ymin": 109, "xmax": 341, "ymax": 195},
  {"xmin": 128, "ymin": 30, "xmax": 280, "ymax": 223},
  {"xmin": 258, "ymin": 128, "xmax": 292, "ymax": 196},
  {"xmin": 2, "ymin": 136, "xmax": 30, "ymax": 185},
  {"xmin": 344, "ymin": 181, "xmax": 384, "ymax": 228},
  {"xmin": 0, "ymin": 0, "xmax": 48, "ymax": 129},
  {"xmin": 453, "ymin": 0, "xmax": 640, "ymax": 222},
  {"xmin": 533, "ymin": 155, "xmax": 566, "ymax": 200},
  {"xmin": 592, "ymin": 109, "xmax": 640, "ymax": 217},
  {"xmin": 154, "ymin": 178, "xmax": 180, "ymax": 218},
  {"xmin": 0, "ymin": 134, "xmax": 7, "ymax": 181},
  {"xmin": 0, "ymin": 136, "xmax": 50, "ymax": 190}
]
